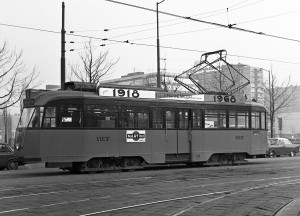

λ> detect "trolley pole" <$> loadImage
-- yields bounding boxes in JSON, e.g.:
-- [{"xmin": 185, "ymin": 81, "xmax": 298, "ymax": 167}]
[
  {"xmin": 156, "ymin": 0, "xmax": 165, "ymax": 89},
  {"xmin": 60, "ymin": 2, "xmax": 66, "ymax": 89}
]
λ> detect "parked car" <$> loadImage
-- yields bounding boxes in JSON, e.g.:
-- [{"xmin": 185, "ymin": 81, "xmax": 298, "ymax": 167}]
[
  {"xmin": 267, "ymin": 138, "xmax": 300, "ymax": 157},
  {"xmin": 288, "ymin": 138, "xmax": 300, "ymax": 145},
  {"xmin": 0, "ymin": 143, "xmax": 18, "ymax": 170}
]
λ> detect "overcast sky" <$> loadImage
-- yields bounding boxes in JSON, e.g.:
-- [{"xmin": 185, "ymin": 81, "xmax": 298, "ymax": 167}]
[{"xmin": 1, "ymin": 0, "xmax": 300, "ymax": 89}]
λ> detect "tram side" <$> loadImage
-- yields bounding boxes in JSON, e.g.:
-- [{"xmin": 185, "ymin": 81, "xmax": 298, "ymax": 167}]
[{"xmin": 14, "ymin": 90, "xmax": 268, "ymax": 172}]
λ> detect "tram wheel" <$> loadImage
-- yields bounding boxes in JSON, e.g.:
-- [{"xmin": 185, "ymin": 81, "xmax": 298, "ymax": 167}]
[{"xmin": 71, "ymin": 162, "xmax": 87, "ymax": 173}]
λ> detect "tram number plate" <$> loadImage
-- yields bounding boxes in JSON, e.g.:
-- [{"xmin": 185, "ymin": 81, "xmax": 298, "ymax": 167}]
[
  {"xmin": 113, "ymin": 89, "xmax": 140, "ymax": 98},
  {"xmin": 214, "ymin": 95, "xmax": 236, "ymax": 103},
  {"xmin": 112, "ymin": 88, "xmax": 155, "ymax": 99}
]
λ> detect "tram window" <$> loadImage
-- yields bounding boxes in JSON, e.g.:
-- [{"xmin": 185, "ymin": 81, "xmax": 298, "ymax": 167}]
[
  {"xmin": 165, "ymin": 110, "xmax": 175, "ymax": 129},
  {"xmin": 192, "ymin": 109, "xmax": 202, "ymax": 128},
  {"xmin": 229, "ymin": 111, "xmax": 237, "ymax": 128},
  {"xmin": 120, "ymin": 107, "xmax": 149, "ymax": 129},
  {"xmin": 19, "ymin": 107, "xmax": 35, "ymax": 128},
  {"xmin": 43, "ymin": 107, "xmax": 56, "ymax": 128},
  {"xmin": 27, "ymin": 107, "xmax": 43, "ymax": 128},
  {"xmin": 251, "ymin": 112, "xmax": 260, "ymax": 129},
  {"xmin": 85, "ymin": 105, "xmax": 117, "ymax": 128},
  {"xmin": 178, "ymin": 109, "xmax": 189, "ymax": 129},
  {"xmin": 237, "ymin": 111, "xmax": 249, "ymax": 128},
  {"xmin": 137, "ymin": 112, "xmax": 149, "ymax": 128},
  {"xmin": 151, "ymin": 108, "xmax": 163, "ymax": 128},
  {"xmin": 205, "ymin": 110, "xmax": 226, "ymax": 128},
  {"xmin": 261, "ymin": 112, "xmax": 266, "ymax": 129},
  {"xmin": 229, "ymin": 111, "xmax": 249, "ymax": 128},
  {"xmin": 120, "ymin": 107, "xmax": 135, "ymax": 128},
  {"xmin": 58, "ymin": 105, "xmax": 82, "ymax": 128}
]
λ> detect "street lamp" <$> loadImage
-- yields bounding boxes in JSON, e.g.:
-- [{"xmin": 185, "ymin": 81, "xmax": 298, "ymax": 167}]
[{"xmin": 156, "ymin": 0, "xmax": 165, "ymax": 88}]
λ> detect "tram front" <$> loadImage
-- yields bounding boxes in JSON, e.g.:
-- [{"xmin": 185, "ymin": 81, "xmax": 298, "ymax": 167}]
[{"xmin": 14, "ymin": 90, "xmax": 45, "ymax": 166}]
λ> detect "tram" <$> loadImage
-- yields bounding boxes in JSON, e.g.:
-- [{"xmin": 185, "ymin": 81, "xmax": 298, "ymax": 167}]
[{"xmin": 14, "ymin": 82, "xmax": 267, "ymax": 172}]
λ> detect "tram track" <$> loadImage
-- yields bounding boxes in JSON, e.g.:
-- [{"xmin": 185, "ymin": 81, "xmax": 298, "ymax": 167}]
[
  {"xmin": 1, "ymin": 174, "xmax": 300, "ymax": 215},
  {"xmin": 78, "ymin": 178, "xmax": 300, "ymax": 216},
  {"xmin": 1, "ymin": 160, "xmax": 300, "ymax": 215}
]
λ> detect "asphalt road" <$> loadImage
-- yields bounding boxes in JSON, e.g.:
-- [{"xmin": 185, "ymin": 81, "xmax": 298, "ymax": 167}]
[{"xmin": 1, "ymin": 156, "xmax": 300, "ymax": 216}]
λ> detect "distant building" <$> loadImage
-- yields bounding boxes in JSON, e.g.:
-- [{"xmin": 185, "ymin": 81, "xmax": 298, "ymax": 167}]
[
  {"xmin": 275, "ymin": 86, "xmax": 300, "ymax": 138},
  {"xmin": 101, "ymin": 64, "xmax": 264, "ymax": 103},
  {"xmin": 194, "ymin": 63, "xmax": 264, "ymax": 103},
  {"xmin": 101, "ymin": 72, "xmax": 191, "ymax": 92},
  {"xmin": 0, "ymin": 113, "xmax": 20, "ymax": 146}
]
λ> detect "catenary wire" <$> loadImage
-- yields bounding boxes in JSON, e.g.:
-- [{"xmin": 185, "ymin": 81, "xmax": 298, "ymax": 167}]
[
  {"xmin": 73, "ymin": 0, "xmax": 258, "ymax": 33},
  {"xmin": 0, "ymin": 22, "xmax": 299, "ymax": 65},
  {"xmin": 104, "ymin": 0, "xmax": 300, "ymax": 43},
  {"xmin": 67, "ymin": 32, "xmax": 300, "ymax": 65}
]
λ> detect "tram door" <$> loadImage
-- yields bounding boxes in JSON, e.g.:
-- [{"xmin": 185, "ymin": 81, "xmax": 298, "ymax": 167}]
[{"xmin": 165, "ymin": 109, "xmax": 191, "ymax": 156}]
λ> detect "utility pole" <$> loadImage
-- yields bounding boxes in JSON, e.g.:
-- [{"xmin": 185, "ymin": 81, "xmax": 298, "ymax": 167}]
[
  {"xmin": 61, "ymin": 2, "xmax": 66, "ymax": 89},
  {"xmin": 156, "ymin": 0, "xmax": 165, "ymax": 89}
]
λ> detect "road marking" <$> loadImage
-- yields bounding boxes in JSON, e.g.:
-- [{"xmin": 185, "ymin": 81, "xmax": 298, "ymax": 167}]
[
  {"xmin": 78, "ymin": 190, "xmax": 232, "ymax": 216},
  {"xmin": 41, "ymin": 199, "xmax": 90, "ymax": 207},
  {"xmin": 0, "ymin": 197, "xmax": 110, "ymax": 215},
  {"xmin": 0, "ymin": 190, "xmax": 69, "ymax": 200},
  {"xmin": 0, "ymin": 208, "xmax": 29, "ymax": 214},
  {"xmin": 91, "ymin": 176, "xmax": 153, "ymax": 183}
]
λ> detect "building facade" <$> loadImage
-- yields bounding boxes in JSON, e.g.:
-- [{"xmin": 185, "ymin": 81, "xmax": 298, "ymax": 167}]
[
  {"xmin": 0, "ymin": 113, "xmax": 20, "ymax": 146},
  {"xmin": 275, "ymin": 86, "xmax": 300, "ymax": 138},
  {"xmin": 193, "ymin": 63, "xmax": 264, "ymax": 103}
]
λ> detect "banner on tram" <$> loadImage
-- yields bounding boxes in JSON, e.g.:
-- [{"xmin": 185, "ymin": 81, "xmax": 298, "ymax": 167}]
[{"xmin": 99, "ymin": 87, "xmax": 246, "ymax": 103}]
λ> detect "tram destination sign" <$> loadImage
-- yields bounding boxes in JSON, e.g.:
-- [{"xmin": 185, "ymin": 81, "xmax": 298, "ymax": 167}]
[{"xmin": 99, "ymin": 87, "xmax": 245, "ymax": 103}]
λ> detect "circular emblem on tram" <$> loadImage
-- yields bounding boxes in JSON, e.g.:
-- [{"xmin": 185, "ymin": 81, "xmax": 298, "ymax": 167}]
[{"xmin": 132, "ymin": 131, "xmax": 140, "ymax": 141}]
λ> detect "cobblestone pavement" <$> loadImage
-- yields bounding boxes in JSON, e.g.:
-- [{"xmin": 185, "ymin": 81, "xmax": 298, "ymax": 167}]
[{"xmin": 1, "ymin": 157, "xmax": 300, "ymax": 215}]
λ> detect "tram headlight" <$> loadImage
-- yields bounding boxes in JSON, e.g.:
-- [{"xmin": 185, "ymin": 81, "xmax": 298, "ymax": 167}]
[{"xmin": 15, "ymin": 142, "xmax": 21, "ymax": 150}]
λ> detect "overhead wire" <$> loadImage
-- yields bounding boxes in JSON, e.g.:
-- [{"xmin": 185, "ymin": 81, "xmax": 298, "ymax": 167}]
[
  {"xmin": 1, "ymin": 21, "xmax": 299, "ymax": 65},
  {"xmin": 72, "ymin": 0, "xmax": 260, "ymax": 38},
  {"xmin": 67, "ymin": 32, "xmax": 300, "ymax": 65},
  {"xmin": 104, "ymin": 0, "xmax": 300, "ymax": 43}
]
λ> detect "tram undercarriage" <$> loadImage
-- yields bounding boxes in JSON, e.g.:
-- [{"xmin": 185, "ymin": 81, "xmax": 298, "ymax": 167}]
[
  {"xmin": 49, "ymin": 156, "xmax": 146, "ymax": 173},
  {"xmin": 45, "ymin": 152, "xmax": 249, "ymax": 173}
]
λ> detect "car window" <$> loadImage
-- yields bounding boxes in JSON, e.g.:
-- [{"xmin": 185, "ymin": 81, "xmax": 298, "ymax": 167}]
[
  {"xmin": 283, "ymin": 139, "xmax": 292, "ymax": 145},
  {"xmin": 0, "ymin": 144, "xmax": 9, "ymax": 152},
  {"xmin": 269, "ymin": 139, "xmax": 278, "ymax": 145}
]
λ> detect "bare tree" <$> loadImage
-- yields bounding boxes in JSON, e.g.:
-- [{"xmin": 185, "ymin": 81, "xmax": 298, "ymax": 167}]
[
  {"xmin": 69, "ymin": 40, "xmax": 119, "ymax": 84},
  {"xmin": 263, "ymin": 70, "xmax": 296, "ymax": 137},
  {"xmin": 0, "ymin": 41, "xmax": 40, "ymax": 110}
]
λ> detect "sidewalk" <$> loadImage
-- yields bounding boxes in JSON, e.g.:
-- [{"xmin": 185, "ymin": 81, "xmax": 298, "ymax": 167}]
[{"xmin": 276, "ymin": 197, "xmax": 300, "ymax": 216}]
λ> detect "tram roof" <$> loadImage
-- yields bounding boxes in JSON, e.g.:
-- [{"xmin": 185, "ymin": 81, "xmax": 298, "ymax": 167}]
[{"xmin": 24, "ymin": 89, "xmax": 266, "ymax": 109}]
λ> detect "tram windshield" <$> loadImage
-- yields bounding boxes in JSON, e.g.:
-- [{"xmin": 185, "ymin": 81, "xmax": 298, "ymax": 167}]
[{"xmin": 18, "ymin": 107, "xmax": 43, "ymax": 128}]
